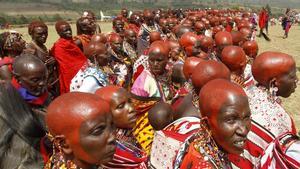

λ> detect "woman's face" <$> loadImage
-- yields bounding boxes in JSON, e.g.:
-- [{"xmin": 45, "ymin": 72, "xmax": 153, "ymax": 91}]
[
  {"xmin": 209, "ymin": 96, "xmax": 251, "ymax": 154},
  {"xmin": 148, "ymin": 50, "xmax": 168, "ymax": 76},
  {"xmin": 17, "ymin": 63, "xmax": 48, "ymax": 96},
  {"xmin": 276, "ymin": 66, "xmax": 298, "ymax": 98},
  {"xmin": 79, "ymin": 110, "xmax": 116, "ymax": 165},
  {"xmin": 58, "ymin": 24, "xmax": 72, "ymax": 39},
  {"xmin": 113, "ymin": 20, "xmax": 125, "ymax": 33},
  {"xmin": 111, "ymin": 89, "xmax": 136, "ymax": 129},
  {"xmin": 80, "ymin": 18, "xmax": 96, "ymax": 34},
  {"xmin": 32, "ymin": 26, "xmax": 48, "ymax": 45}
]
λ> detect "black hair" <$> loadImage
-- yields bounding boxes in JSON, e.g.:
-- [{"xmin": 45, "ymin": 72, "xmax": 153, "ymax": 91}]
[{"xmin": 0, "ymin": 82, "xmax": 45, "ymax": 166}]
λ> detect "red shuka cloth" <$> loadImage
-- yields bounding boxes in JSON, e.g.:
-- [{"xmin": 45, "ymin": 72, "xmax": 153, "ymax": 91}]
[
  {"xmin": 259, "ymin": 10, "xmax": 267, "ymax": 29},
  {"xmin": 51, "ymin": 38, "xmax": 87, "ymax": 94}
]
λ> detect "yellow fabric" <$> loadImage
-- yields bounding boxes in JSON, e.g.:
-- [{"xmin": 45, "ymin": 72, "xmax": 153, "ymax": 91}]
[{"xmin": 133, "ymin": 112, "xmax": 154, "ymax": 155}]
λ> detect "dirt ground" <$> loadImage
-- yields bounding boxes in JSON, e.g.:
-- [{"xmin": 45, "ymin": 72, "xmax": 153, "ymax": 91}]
[{"xmin": 1, "ymin": 23, "xmax": 300, "ymax": 130}]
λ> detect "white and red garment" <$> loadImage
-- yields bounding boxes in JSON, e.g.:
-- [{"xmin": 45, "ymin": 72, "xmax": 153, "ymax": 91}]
[
  {"xmin": 229, "ymin": 85, "xmax": 297, "ymax": 168},
  {"xmin": 150, "ymin": 117, "xmax": 200, "ymax": 169},
  {"xmin": 258, "ymin": 132, "xmax": 300, "ymax": 169}
]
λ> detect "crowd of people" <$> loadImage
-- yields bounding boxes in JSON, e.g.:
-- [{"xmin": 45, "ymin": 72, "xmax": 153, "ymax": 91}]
[{"xmin": 0, "ymin": 7, "xmax": 299, "ymax": 169}]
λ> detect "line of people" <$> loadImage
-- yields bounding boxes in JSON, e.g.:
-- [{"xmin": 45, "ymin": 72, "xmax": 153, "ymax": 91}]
[{"xmin": 0, "ymin": 8, "xmax": 299, "ymax": 169}]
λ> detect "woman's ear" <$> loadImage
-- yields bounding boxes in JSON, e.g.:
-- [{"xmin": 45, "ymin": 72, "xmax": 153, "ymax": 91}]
[{"xmin": 54, "ymin": 135, "xmax": 73, "ymax": 155}]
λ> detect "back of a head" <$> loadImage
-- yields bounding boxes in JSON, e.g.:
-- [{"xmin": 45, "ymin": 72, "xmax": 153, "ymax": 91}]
[
  {"xmin": 148, "ymin": 102, "xmax": 174, "ymax": 130},
  {"xmin": 252, "ymin": 51, "xmax": 295, "ymax": 86},
  {"xmin": 191, "ymin": 60, "xmax": 231, "ymax": 91},
  {"xmin": 149, "ymin": 31, "xmax": 161, "ymax": 44},
  {"xmin": 199, "ymin": 79, "xmax": 247, "ymax": 118},
  {"xmin": 175, "ymin": 25, "xmax": 193, "ymax": 39},
  {"xmin": 220, "ymin": 45, "xmax": 247, "ymax": 74},
  {"xmin": 84, "ymin": 42, "xmax": 106, "ymax": 59},
  {"xmin": 90, "ymin": 33, "xmax": 107, "ymax": 44},
  {"xmin": 215, "ymin": 31, "xmax": 233, "ymax": 47},
  {"xmin": 179, "ymin": 32, "xmax": 199, "ymax": 48},
  {"xmin": 95, "ymin": 85, "xmax": 122, "ymax": 104},
  {"xmin": 183, "ymin": 57, "xmax": 204, "ymax": 80}
]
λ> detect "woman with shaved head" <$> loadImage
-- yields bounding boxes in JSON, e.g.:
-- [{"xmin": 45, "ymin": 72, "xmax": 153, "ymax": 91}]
[
  {"xmin": 70, "ymin": 42, "xmax": 110, "ymax": 93},
  {"xmin": 131, "ymin": 41, "xmax": 173, "ymax": 154},
  {"xmin": 174, "ymin": 79, "xmax": 251, "ymax": 169},
  {"xmin": 96, "ymin": 86, "xmax": 147, "ymax": 168},
  {"xmin": 44, "ymin": 92, "xmax": 116, "ymax": 169},
  {"xmin": 229, "ymin": 51, "xmax": 298, "ymax": 168}
]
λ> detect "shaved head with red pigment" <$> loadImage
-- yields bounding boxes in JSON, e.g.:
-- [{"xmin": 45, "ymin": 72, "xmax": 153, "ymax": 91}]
[
  {"xmin": 199, "ymin": 79, "xmax": 250, "ymax": 155},
  {"xmin": 220, "ymin": 45, "xmax": 247, "ymax": 75},
  {"xmin": 200, "ymin": 36, "xmax": 214, "ymax": 53},
  {"xmin": 252, "ymin": 51, "xmax": 296, "ymax": 87},
  {"xmin": 191, "ymin": 60, "xmax": 231, "ymax": 92},
  {"xmin": 46, "ymin": 92, "xmax": 115, "ymax": 166},
  {"xmin": 90, "ymin": 33, "xmax": 107, "ymax": 44},
  {"xmin": 183, "ymin": 56, "xmax": 204, "ymax": 80},
  {"xmin": 242, "ymin": 41, "xmax": 258, "ymax": 59},
  {"xmin": 215, "ymin": 31, "xmax": 233, "ymax": 47},
  {"xmin": 148, "ymin": 41, "xmax": 170, "ymax": 76},
  {"xmin": 149, "ymin": 31, "xmax": 161, "ymax": 44},
  {"xmin": 179, "ymin": 32, "xmax": 201, "ymax": 57}
]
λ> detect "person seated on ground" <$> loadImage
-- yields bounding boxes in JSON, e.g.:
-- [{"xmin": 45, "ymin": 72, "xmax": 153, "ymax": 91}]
[
  {"xmin": 229, "ymin": 51, "xmax": 298, "ymax": 168},
  {"xmin": 0, "ymin": 82, "xmax": 46, "ymax": 169},
  {"xmin": 44, "ymin": 92, "xmax": 116, "ymax": 169},
  {"xmin": 95, "ymin": 85, "xmax": 148, "ymax": 168},
  {"xmin": 70, "ymin": 42, "xmax": 109, "ymax": 93},
  {"xmin": 51, "ymin": 20, "xmax": 87, "ymax": 95},
  {"xmin": 0, "ymin": 31, "xmax": 26, "ymax": 80},
  {"xmin": 148, "ymin": 102, "xmax": 174, "ymax": 131},
  {"xmin": 74, "ymin": 16, "xmax": 96, "ymax": 51},
  {"xmin": 220, "ymin": 45, "xmax": 255, "ymax": 88},
  {"xmin": 24, "ymin": 20, "xmax": 59, "ymax": 97},
  {"xmin": 11, "ymin": 53, "xmax": 50, "ymax": 125},
  {"xmin": 123, "ymin": 29, "xmax": 138, "ymax": 62},
  {"xmin": 108, "ymin": 34, "xmax": 132, "ymax": 88},
  {"xmin": 174, "ymin": 79, "xmax": 251, "ymax": 169},
  {"xmin": 131, "ymin": 41, "xmax": 173, "ymax": 154}
]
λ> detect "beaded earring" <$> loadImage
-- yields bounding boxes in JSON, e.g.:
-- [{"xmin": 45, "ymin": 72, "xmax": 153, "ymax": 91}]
[
  {"xmin": 269, "ymin": 81, "xmax": 278, "ymax": 98},
  {"xmin": 45, "ymin": 133, "xmax": 78, "ymax": 169}
]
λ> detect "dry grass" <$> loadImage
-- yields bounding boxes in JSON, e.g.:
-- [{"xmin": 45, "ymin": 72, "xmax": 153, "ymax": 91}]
[{"xmin": 1, "ymin": 23, "xmax": 300, "ymax": 129}]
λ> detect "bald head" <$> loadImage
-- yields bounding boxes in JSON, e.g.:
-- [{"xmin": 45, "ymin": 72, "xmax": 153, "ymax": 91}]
[
  {"xmin": 148, "ymin": 102, "xmax": 173, "ymax": 130},
  {"xmin": 84, "ymin": 42, "xmax": 107, "ymax": 58},
  {"xmin": 220, "ymin": 45, "xmax": 247, "ymax": 74},
  {"xmin": 90, "ymin": 33, "xmax": 107, "ymax": 44},
  {"xmin": 199, "ymin": 79, "xmax": 247, "ymax": 118},
  {"xmin": 13, "ymin": 53, "xmax": 47, "ymax": 76},
  {"xmin": 46, "ymin": 92, "xmax": 110, "ymax": 136},
  {"xmin": 252, "ymin": 51, "xmax": 295, "ymax": 86},
  {"xmin": 191, "ymin": 60, "xmax": 231, "ymax": 92},
  {"xmin": 149, "ymin": 31, "xmax": 161, "ymax": 44},
  {"xmin": 183, "ymin": 56, "xmax": 204, "ymax": 80}
]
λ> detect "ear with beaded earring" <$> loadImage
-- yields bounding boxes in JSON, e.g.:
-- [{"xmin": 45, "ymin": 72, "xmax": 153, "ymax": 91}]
[{"xmin": 269, "ymin": 79, "xmax": 278, "ymax": 98}]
